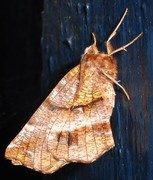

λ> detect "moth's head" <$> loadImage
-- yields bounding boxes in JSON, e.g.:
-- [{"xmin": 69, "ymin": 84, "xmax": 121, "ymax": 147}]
[{"xmin": 83, "ymin": 33, "xmax": 99, "ymax": 55}]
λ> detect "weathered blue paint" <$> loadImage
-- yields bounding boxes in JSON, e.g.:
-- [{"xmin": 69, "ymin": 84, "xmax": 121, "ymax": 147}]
[{"xmin": 41, "ymin": 0, "xmax": 153, "ymax": 180}]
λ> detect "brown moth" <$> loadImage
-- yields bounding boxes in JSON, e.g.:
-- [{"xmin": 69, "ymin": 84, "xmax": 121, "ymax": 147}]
[{"xmin": 5, "ymin": 9, "xmax": 142, "ymax": 174}]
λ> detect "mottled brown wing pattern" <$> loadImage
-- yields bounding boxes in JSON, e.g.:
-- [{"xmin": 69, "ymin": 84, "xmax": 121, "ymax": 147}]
[
  {"xmin": 5, "ymin": 60, "xmax": 115, "ymax": 174},
  {"xmin": 50, "ymin": 65, "xmax": 80, "ymax": 108},
  {"xmin": 47, "ymin": 91, "xmax": 115, "ymax": 163},
  {"xmin": 5, "ymin": 65, "xmax": 80, "ymax": 174},
  {"xmin": 5, "ymin": 105, "xmax": 68, "ymax": 174}
]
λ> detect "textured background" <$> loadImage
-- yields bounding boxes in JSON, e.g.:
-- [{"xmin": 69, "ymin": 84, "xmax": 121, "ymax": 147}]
[{"xmin": 1, "ymin": 0, "xmax": 153, "ymax": 180}]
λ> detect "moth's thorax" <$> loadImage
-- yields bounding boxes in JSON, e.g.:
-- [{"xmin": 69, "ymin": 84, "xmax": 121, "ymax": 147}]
[
  {"xmin": 82, "ymin": 44, "xmax": 118, "ymax": 79},
  {"xmin": 71, "ymin": 46, "xmax": 118, "ymax": 107}
]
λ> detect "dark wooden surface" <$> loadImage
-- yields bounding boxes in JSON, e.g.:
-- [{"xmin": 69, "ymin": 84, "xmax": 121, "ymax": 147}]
[{"xmin": 1, "ymin": 0, "xmax": 153, "ymax": 180}]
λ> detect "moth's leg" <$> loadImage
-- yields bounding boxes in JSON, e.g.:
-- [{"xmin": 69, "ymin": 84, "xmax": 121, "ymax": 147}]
[
  {"xmin": 101, "ymin": 69, "xmax": 130, "ymax": 100},
  {"xmin": 106, "ymin": 8, "xmax": 128, "ymax": 54}
]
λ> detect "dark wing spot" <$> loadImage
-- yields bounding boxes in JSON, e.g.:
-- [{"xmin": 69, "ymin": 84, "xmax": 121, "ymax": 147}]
[
  {"xmin": 67, "ymin": 131, "xmax": 78, "ymax": 146},
  {"xmin": 67, "ymin": 132, "xmax": 72, "ymax": 146},
  {"xmin": 48, "ymin": 105, "xmax": 59, "ymax": 111},
  {"xmin": 57, "ymin": 132, "xmax": 61, "ymax": 142},
  {"xmin": 57, "ymin": 131, "xmax": 78, "ymax": 146}
]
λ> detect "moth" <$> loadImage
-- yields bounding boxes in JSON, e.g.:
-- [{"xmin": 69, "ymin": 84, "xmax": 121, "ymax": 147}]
[{"xmin": 5, "ymin": 9, "xmax": 142, "ymax": 174}]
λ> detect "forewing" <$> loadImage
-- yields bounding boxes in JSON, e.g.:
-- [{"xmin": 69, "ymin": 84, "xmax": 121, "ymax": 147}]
[
  {"xmin": 5, "ymin": 63, "xmax": 116, "ymax": 173},
  {"xmin": 5, "ymin": 65, "xmax": 80, "ymax": 174}
]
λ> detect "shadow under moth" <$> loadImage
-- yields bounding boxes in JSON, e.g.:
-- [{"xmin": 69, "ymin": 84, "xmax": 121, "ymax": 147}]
[{"xmin": 5, "ymin": 9, "xmax": 142, "ymax": 174}]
